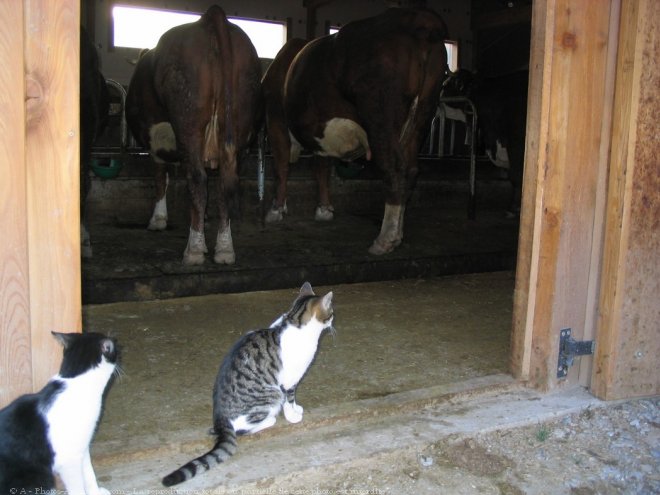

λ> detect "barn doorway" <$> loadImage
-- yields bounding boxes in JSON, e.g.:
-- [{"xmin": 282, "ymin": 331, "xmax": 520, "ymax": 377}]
[
  {"xmin": 3, "ymin": 0, "xmax": 657, "ymax": 491},
  {"xmin": 79, "ymin": 3, "xmax": 528, "ymax": 489}
]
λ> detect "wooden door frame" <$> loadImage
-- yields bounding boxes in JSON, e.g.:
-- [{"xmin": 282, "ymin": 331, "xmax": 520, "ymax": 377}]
[
  {"xmin": 511, "ymin": 0, "xmax": 619, "ymax": 391},
  {"xmin": 0, "ymin": 1, "xmax": 81, "ymax": 406},
  {"xmin": 511, "ymin": 0, "xmax": 659, "ymax": 399}
]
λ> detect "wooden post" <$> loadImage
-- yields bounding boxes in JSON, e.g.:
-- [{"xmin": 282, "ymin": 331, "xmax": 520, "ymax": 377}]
[
  {"xmin": 0, "ymin": 1, "xmax": 32, "ymax": 406},
  {"xmin": 592, "ymin": 0, "xmax": 660, "ymax": 400},
  {"xmin": 511, "ymin": 0, "xmax": 617, "ymax": 390},
  {"xmin": 0, "ymin": 0, "xmax": 81, "ymax": 407}
]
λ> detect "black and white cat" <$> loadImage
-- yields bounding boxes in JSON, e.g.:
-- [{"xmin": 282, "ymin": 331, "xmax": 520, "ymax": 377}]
[
  {"xmin": 162, "ymin": 282, "xmax": 334, "ymax": 487},
  {"xmin": 0, "ymin": 332, "xmax": 119, "ymax": 495}
]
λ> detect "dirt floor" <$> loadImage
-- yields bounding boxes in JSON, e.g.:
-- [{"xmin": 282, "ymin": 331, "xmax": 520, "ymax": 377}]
[
  {"xmin": 86, "ymin": 272, "xmax": 515, "ymax": 448},
  {"xmin": 83, "ymin": 274, "xmax": 659, "ymax": 494}
]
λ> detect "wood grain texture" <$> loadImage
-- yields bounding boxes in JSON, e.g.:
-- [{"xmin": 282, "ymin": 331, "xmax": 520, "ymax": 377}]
[
  {"xmin": 0, "ymin": 1, "xmax": 32, "ymax": 408},
  {"xmin": 25, "ymin": 1, "xmax": 82, "ymax": 391},
  {"xmin": 510, "ymin": 0, "xmax": 554, "ymax": 381},
  {"xmin": 511, "ymin": 0, "xmax": 615, "ymax": 390},
  {"xmin": 593, "ymin": 0, "xmax": 660, "ymax": 400}
]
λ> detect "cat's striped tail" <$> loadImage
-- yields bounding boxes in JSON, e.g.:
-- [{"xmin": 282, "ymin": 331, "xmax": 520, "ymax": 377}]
[{"xmin": 161, "ymin": 417, "xmax": 237, "ymax": 487}]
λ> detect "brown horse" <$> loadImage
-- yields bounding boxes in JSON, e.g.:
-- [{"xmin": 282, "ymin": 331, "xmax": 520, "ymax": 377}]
[
  {"xmin": 264, "ymin": 8, "xmax": 448, "ymax": 254},
  {"xmin": 125, "ymin": 5, "xmax": 262, "ymax": 265}
]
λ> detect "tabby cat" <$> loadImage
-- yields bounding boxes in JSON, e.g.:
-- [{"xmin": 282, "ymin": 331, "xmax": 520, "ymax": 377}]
[
  {"xmin": 162, "ymin": 282, "xmax": 334, "ymax": 487},
  {"xmin": 0, "ymin": 332, "xmax": 119, "ymax": 495}
]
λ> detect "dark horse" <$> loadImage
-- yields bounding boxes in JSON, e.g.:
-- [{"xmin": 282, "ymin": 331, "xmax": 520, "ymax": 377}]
[{"xmin": 263, "ymin": 8, "xmax": 448, "ymax": 254}]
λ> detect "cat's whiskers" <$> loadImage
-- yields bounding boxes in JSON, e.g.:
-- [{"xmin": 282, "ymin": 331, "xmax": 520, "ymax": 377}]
[{"xmin": 112, "ymin": 363, "xmax": 126, "ymax": 381}]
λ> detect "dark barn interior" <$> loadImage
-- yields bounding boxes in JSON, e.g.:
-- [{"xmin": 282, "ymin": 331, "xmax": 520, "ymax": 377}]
[
  {"xmin": 83, "ymin": 0, "xmax": 531, "ymax": 304},
  {"xmin": 77, "ymin": 0, "xmax": 535, "ymax": 491}
]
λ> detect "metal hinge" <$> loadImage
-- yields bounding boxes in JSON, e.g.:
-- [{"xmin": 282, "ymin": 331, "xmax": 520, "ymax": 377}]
[{"xmin": 557, "ymin": 328, "xmax": 595, "ymax": 379}]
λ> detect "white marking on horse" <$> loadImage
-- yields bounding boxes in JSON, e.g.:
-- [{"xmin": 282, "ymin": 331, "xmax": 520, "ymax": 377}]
[
  {"xmin": 289, "ymin": 132, "xmax": 303, "ymax": 163},
  {"xmin": 486, "ymin": 140, "xmax": 510, "ymax": 169},
  {"xmin": 315, "ymin": 205, "xmax": 334, "ymax": 221},
  {"xmin": 149, "ymin": 122, "xmax": 176, "ymax": 163},
  {"xmin": 214, "ymin": 221, "xmax": 235, "ymax": 264},
  {"xmin": 183, "ymin": 228, "xmax": 208, "ymax": 265},
  {"xmin": 399, "ymin": 96, "xmax": 419, "ymax": 144},
  {"xmin": 315, "ymin": 118, "xmax": 371, "ymax": 161},
  {"xmin": 148, "ymin": 174, "xmax": 169, "ymax": 231}
]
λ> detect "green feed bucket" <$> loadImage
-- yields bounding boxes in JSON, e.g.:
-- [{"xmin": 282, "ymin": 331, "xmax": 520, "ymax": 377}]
[{"xmin": 91, "ymin": 158, "xmax": 123, "ymax": 179}]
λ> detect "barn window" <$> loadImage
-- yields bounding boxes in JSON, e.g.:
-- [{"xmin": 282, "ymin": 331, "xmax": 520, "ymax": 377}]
[
  {"xmin": 445, "ymin": 41, "xmax": 458, "ymax": 72},
  {"xmin": 111, "ymin": 5, "xmax": 286, "ymax": 59}
]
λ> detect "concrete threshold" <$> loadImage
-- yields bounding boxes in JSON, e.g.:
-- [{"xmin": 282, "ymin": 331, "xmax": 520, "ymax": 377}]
[{"xmin": 93, "ymin": 374, "xmax": 602, "ymax": 493}]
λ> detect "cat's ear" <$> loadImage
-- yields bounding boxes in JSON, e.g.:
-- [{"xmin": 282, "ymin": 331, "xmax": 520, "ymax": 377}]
[
  {"xmin": 51, "ymin": 331, "xmax": 78, "ymax": 349},
  {"xmin": 101, "ymin": 338, "xmax": 115, "ymax": 358},
  {"xmin": 321, "ymin": 291, "xmax": 333, "ymax": 311},
  {"xmin": 300, "ymin": 282, "xmax": 315, "ymax": 296}
]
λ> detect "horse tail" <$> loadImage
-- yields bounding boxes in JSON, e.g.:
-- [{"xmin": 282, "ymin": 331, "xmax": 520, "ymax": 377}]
[{"xmin": 200, "ymin": 5, "xmax": 236, "ymax": 168}]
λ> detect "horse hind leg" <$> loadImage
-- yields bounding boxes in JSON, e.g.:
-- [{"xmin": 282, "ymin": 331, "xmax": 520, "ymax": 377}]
[
  {"xmin": 147, "ymin": 122, "xmax": 176, "ymax": 231},
  {"xmin": 214, "ymin": 220, "xmax": 235, "ymax": 264},
  {"xmin": 182, "ymin": 166, "xmax": 209, "ymax": 266},
  {"xmin": 213, "ymin": 145, "xmax": 238, "ymax": 265},
  {"xmin": 313, "ymin": 156, "xmax": 334, "ymax": 222},
  {"xmin": 147, "ymin": 162, "xmax": 169, "ymax": 231},
  {"xmin": 369, "ymin": 203, "xmax": 405, "ymax": 255},
  {"xmin": 265, "ymin": 131, "xmax": 300, "ymax": 223}
]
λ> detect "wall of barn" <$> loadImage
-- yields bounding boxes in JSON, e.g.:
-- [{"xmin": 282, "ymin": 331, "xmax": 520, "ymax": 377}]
[{"xmin": 86, "ymin": 0, "xmax": 474, "ymax": 86}]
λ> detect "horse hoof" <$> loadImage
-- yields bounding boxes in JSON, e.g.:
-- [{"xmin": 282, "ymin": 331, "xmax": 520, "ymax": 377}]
[
  {"xmin": 265, "ymin": 201, "xmax": 288, "ymax": 223},
  {"xmin": 214, "ymin": 251, "xmax": 235, "ymax": 265},
  {"xmin": 147, "ymin": 215, "xmax": 168, "ymax": 231},
  {"xmin": 368, "ymin": 237, "xmax": 402, "ymax": 255},
  {"xmin": 182, "ymin": 251, "xmax": 205, "ymax": 266},
  {"xmin": 265, "ymin": 208, "xmax": 284, "ymax": 223},
  {"xmin": 315, "ymin": 205, "xmax": 334, "ymax": 222},
  {"xmin": 368, "ymin": 240, "xmax": 391, "ymax": 255},
  {"xmin": 266, "ymin": 205, "xmax": 288, "ymax": 223}
]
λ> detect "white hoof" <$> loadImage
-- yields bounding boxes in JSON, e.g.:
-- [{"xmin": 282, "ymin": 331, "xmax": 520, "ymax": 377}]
[
  {"xmin": 368, "ymin": 236, "xmax": 401, "ymax": 255},
  {"xmin": 214, "ymin": 222, "xmax": 235, "ymax": 265},
  {"xmin": 183, "ymin": 250, "xmax": 205, "ymax": 265},
  {"xmin": 315, "ymin": 205, "xmax": 334, "ymax": 221},
  {"xmin": 214, "ymin": 250, "xmax": 235, "ymax": 264},
  {"xmin": 147, "ymin": 214, "xmax": 168, "ymax": 231},
  {"xmin": 369, "ymin": 204, "xmax": 404, "ymax": 255},
  {"xmin": 265, "ymin": 201, "xmax": 288, "ymax": 223},
  {"xmin": 182, "ymin": 228, "xmax": 207, "ymax": 265}
]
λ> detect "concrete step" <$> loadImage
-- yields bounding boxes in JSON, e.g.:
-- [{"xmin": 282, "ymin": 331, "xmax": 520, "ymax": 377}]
[{"xmin": 92, "ymin": 375, "xmax": 602, "ymax": 493}]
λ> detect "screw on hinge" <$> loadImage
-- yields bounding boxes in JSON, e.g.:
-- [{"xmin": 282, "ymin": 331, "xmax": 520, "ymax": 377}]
[{"xmin": 557, "ymin": 328, "xmax": 595, "ymax": 379}]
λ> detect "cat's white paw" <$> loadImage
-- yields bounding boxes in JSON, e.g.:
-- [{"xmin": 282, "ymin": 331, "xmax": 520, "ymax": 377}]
[
  {"xmin": 94, "ymin": 488, "xmax": 111, "ymax": 495},
  {"xmin": 284, "ymin": 402, "xmax": 304, "ymax": 423}
]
